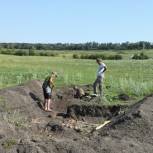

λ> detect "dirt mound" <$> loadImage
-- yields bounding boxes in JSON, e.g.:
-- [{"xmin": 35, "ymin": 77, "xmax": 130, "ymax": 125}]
[
  {"xmin": 93, "ymin": 94, "xmax": 153, "ymax": 153},
  {"xmin": 0, "ymin": 80, "xmax": 153, "ymax": 153}
]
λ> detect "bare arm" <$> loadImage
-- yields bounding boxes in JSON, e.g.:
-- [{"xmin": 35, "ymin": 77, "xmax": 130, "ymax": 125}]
[{"xmin": 49, "ymin": 77, "xmax": 55, "ymax": 89}]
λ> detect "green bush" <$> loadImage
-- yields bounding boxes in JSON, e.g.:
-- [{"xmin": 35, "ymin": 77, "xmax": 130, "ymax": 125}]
[
  {"xmin": 79, "ymin": 54, "xmax": 122, "ymax": 60},
  {"xmin": 0, "ymin": 49, "xmax": 59, "ymax": 57},
  {"xmin": 132, "ymin": 52, "xmax": 149, "ymax": 60},
  {"xmin": 14, "ymin": 50, "xmax": 29, "ymax": 56},
  {"xmin": 80, "ymin": 54, "xmax": 106, "ymax": 59},
  {"xmin": 39, "ymin": 52, "xmax": 58, "ymax": 56},
  {"xmin": 0, "ymin": 49, "xmax": 14, "ymax": 55},
  {"xmin": 29, "ymin": 49, "xmax": 36, "ymax": 56},
  {"xmin": 108, "ymin": 54, "xmax": 122, "ymax": 60},
  {"xmin": 73, "ymin": 54, "xmax": 80, "ymax": 59}
]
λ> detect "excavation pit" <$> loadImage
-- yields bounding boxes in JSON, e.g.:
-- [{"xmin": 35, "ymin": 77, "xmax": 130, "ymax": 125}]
[{"xmin": 1, "ymin": 80, "xmax": 153, "ymax": 153}]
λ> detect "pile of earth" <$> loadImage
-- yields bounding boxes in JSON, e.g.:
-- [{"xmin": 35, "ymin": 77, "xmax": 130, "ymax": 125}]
[{"xmin": 0, "ymin": 80, "xmax": 153, "ymax": 153}]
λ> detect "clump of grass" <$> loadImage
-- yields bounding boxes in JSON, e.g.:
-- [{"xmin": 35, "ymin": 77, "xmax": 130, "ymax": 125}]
[
  {"xmin": 2, "ymin": 110, "xmax": 28, "ymax": 128},
  {"xmin": 0, "ymin": 96, "xmax": 5, "ymax": 108},
  {"xmin": 117, "ymin": 78, "xmax": 153, "ymax": 96},
  {"xmin": 2, "ymin": 139, "xmax": 17, "ymax": 150},
  {"xmin": 106, "ymin": 77, "xmax": 153, "ymax": 98},
  {"xmin": 0, "ymin": 72, "xmax": 46, "ymax": 88}
]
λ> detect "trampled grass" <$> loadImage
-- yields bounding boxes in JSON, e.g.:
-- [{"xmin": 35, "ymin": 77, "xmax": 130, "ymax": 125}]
[{"xmin": 0, "ymin": 54, "xmax": 153, "ymax": 104}]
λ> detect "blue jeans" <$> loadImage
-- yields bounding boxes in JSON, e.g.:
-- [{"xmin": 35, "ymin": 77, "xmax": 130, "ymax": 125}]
[{"xmin": 93, "ymin": 76, "xmax": 103, "ymax": 96}]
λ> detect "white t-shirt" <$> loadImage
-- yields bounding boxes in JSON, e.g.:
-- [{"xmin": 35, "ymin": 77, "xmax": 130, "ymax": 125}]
[{"xmin": 97, "ymin": 63, "xmax": 106, "ymax": 78}]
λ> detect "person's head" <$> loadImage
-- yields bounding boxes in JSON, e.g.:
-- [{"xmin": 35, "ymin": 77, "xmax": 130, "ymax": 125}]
[
  {"xmin": 96, "ymin": 58, "xmax": 102, "ymax": 65},
  {"xmin": 51, "ymin": 72, "xmax": 58, "ymax": 78},
  {"xmin": 73, "ymin": 85, "xmax": 78, "ymax": 90}
]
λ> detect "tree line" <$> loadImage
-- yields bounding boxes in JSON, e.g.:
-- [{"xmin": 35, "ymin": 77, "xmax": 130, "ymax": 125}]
[{"xmin": 0, "ymin": 41, "xmax": 153, "ymax": 50}]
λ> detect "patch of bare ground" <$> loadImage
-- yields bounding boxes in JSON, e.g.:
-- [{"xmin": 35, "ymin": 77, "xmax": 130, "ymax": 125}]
[{"xmin": 0, "ymin": 80, "xmax": 153, "ymax": 153}]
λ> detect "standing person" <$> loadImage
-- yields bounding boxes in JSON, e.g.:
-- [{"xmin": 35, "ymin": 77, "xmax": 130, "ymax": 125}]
[
  {"xmin": 93, "ymin": 58, "xmax": 107, "ymax": 96},
  {"xmin": 42, "ymin": 72, "xmax": 57, "ymax": 111}
]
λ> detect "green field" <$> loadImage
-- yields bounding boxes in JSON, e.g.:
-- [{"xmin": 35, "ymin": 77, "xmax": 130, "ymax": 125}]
[{"xmin": 0, "ymin": 51, "xmax": 153, "ymax": 105}]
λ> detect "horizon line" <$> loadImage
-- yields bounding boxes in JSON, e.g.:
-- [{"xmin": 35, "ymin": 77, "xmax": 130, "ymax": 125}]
[{"xmin": 0, "ymin": 41, "xmax": 152, "ymax": 44}]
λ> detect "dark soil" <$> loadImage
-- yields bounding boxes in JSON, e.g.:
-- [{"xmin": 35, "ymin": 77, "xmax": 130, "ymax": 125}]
[
  {"xmin": 118, "ymin": 93, "xmax": 130, "ymax": 101},
  {"xmin": 0, "ymin": 80, "xmax": 153, "ymax": 153}
]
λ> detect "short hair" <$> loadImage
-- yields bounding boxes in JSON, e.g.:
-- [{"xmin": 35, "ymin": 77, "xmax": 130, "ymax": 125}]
[
  {"xmin": 73, "ymin": 85, "xmax": 78, "ymax": 89},
  {"xmin": 96, "ymin": 58, "xmax": 102, "ymax": 63}
]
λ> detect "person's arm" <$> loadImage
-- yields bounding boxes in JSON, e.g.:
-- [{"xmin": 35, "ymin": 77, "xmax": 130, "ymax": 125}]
[
  {"xmin": 103, "ymin": 66, "xmax": 107, "ymax": 72},
  {"xmin": 50, "ymin": 77, "xmax": 55, "ymax": 89}
]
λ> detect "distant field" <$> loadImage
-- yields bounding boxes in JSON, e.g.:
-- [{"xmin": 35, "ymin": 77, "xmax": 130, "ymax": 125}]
[
  {"xmin": 58, "ymin": 49, "xmax": 153, "ymax": 60},
  {"xmin": 1, "ymin": 48, "xmax": 153, "ymax": 59},
  {"xmin": 0, "ymin": 51, "xmax": 153, "ymax": 105}
]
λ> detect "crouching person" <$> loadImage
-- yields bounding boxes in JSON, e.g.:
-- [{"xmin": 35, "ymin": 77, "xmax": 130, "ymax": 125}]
[
  {"xmin": 73, "ymin": 86, "xmax": 85, "ymax": 99},
  {"xmin": 42, "ymin": 72, "xmax": 57, "ymax": 111}
]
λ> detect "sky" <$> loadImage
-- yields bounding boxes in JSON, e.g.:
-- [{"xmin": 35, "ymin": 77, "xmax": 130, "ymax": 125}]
[{"xmin": 0, "ymin": 0, "xmax": 153, "ymax": 43}]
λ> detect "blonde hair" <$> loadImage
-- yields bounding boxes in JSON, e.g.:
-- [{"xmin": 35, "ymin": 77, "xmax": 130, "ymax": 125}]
[
  {"xmin": 96, "ymin": 58, "xmax": 102, "ymax": 63},
  {"xmin": 51, "ymin": 72, "xmax": 58, "ymax": 77}
]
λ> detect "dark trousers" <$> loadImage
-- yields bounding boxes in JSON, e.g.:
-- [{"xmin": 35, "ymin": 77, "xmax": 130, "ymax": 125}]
[{"xmin": 93, "ymin": 76, "xmax": 103, "ymax": 96}]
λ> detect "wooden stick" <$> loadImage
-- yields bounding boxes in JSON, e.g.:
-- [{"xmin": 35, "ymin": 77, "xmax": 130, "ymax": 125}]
[{"xmin": 95, "ymin": 120, "xmax": 111, "ymax": 130}]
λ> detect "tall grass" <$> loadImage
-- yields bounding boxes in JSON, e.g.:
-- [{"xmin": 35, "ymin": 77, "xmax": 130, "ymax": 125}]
[
  {"xmin": 107, "ymin": 77, "xmax": 153, "ymax": 97},
  {"xmin": 0, "ymin": 54, "xmax": 153, "ymax": 104}
]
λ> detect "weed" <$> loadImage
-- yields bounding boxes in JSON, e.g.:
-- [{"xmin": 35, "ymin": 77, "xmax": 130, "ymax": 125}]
[{"xmin": 2, "ymin": 139, "xmax": 17, "ymax": 149}]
